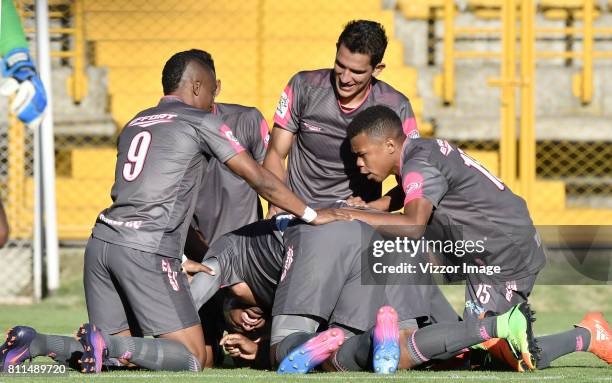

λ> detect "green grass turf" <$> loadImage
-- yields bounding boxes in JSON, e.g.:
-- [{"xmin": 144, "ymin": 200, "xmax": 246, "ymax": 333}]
[{"xmin": 0, "ymin": 249, "xmax": 610, "ymax": 382}]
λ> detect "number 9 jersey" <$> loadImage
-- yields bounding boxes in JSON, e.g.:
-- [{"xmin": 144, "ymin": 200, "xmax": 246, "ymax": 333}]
[
  {"xmin": 398, "ymin": 137, "xmax": 546, "ymax": 282},
  {"xmin": 91, "ymin": 96, "xmax": 245, "ymax": 259}
]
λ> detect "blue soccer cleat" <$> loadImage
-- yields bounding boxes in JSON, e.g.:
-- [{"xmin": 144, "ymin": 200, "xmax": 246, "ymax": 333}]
[
  {"xmin": 0, "ymin": 326, "xmax": 37, "ymax": 371},
  {"xmin": 76, "ymin": 323, "xmax": 107, "ymax": 373},
  {"xmin": 372, "ymin": 305, "xmax": 400, "ymax": 374},
  {"xmin": 277, "ymin": 328, "xmax": 344, "ymax": 374}
]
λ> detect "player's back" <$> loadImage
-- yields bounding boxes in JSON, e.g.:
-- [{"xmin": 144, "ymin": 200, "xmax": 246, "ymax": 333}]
[
  {"xmin": 192, "ymin": 103, "xmax": 269, "ymax": 244},
  {"xmin": 92, "ymin": 96, "xmax": 242, "ymax": 259},
  {"xmin": 402, "ymin": 138, "xmax": 545, "ymax": 279}
]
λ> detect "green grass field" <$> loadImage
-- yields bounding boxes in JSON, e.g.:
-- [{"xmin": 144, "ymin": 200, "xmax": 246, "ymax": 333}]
[{"xmin": 0, "ymin": 249, "xmax": 610, "ymax": 382}]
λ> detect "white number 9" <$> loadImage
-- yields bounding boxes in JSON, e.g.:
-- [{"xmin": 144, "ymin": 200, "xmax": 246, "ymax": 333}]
[{"xmin": 123, "ymin": 131, "xmax": 152, "ymax": 181}]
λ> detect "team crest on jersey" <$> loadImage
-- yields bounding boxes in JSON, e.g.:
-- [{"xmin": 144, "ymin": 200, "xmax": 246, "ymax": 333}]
[
  {"xmin": 280, "ymin": 245, "xmax": 294, "ymax": 283},
  {"xmin": 408, "ymin": 130, "xmax": 420, "ymax": 139},
  {"xmin": 224, "ymin": 130, "xmax": 240, "ymax": 145},
  {"xmin": 276, "ymin": 91, "xmax": 290, "ymax": 118},
  {"xmin": 264, "ymin": 133, "xmax": 271, "ymax": 146},
  {"xmin": 436, "ymin": 139, "xmax": 453, "ymax": 156},
  {"xmin": 405, "ymin": 182, "xmax": 422, "ymax": 195},
  {"xmin": 128, "ymin": 113, "xmax": 177, "ymax": 128}
]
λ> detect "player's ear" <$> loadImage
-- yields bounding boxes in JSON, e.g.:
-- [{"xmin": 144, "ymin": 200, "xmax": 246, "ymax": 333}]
[
  {"xmin": 214, "ymin": 79, "xmax": 222, "ymax": 97},
  {"xmin": 372, "ymin": 62, "xmax": 385, "ymax": 77},
  {"xmin": 384, "ymin": 136, "xmax": 397, "ymax": 154},
  {"xmin": 192, "ymin": 80, "xmax": 201, "ymax": 96}
]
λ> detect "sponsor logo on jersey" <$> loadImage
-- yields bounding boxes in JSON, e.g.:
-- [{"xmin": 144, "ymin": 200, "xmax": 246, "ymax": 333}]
[
  {"xmin": 405, "ymin": 182, "xmax": 422, "ymax": 195},
  {"xmin": 596, "ymin": 323, "xmax": 610, "ymax": 341},
  {"xmin": 161, "ymin": 259, "xmax": 180, "ymax": 292},
  {"xmin": 98, "ymin": 213, "xmax": 142, "ymax": 229},
  {"xmin": 276, "ymin": 91, "xmax": 290, "ymax": 118},
  {"xmin": 303, "ymin": 122, "xmax": 323, "ymax": 132},
  {"xmin": 128, "ymin": 113, "xmax": 177, "ymax": 128},
  {"xmin": 436, "ymin": 139, "xmax": 453, "ymax": 156},
  {"xmin": 280, "ymin": 245, "xmax": 294, "ymax": 283},
  {"xmin": 408, "ymin": 130, "xmax": 420, "ymax": 139}
]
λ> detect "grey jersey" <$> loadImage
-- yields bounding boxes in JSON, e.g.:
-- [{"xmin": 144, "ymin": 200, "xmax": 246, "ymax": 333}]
[
  {"xmin": 203, "ymin": 218, "xmax": 289, "ymax": 309},
  {"xmin": 399, "ymin": 138, "xmax": 546, "ymax": 280},
  {"xmin": 191, "ymin": 103, "xmax": 270, "ymax": 244},
  {"xmin": 273, "ymin": 69, "xmax": 419, "ymax": 205},
  {"xmin": 92, "ymin": 96, "xmax": 245, "ymax": 259}
]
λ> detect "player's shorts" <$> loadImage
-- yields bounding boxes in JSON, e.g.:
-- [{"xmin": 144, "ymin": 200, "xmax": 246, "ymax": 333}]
[
  {"xmin": 84, "ymin": 236, "xmax": 200, "ymax": 336},
  {"xmin": 463, "ymin": 273, "xmax": 538, "ymax": 320},
  {"xmin": 271, "ymin": 221, "xmax": 432, "ymax": 332}
]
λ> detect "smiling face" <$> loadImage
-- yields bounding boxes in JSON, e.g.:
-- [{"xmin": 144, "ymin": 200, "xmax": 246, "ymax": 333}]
[
  {"xmin": 333, "ymin": 44, "xmax": 384, "ymax": 107},
  {"xmin": 351, "ymin": 132, "xmax": 399, "ymax": 182}
]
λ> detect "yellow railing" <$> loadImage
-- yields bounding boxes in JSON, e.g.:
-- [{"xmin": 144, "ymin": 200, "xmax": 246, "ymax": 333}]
[
  {"xmin": 18, "ymin": 0, "xmax": 87, "ymax": 103},
  {"xmin": 437, "ymin": 0, "xmax": 612, "ymax": 105}
]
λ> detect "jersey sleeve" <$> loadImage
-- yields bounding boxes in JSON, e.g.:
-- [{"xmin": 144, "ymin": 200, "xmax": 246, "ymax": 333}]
[
  {"xmin": 249, "ymin": 108, "xmax": 270, "ymax": 163},
  {"xmin": 197, "ymin": 114, "xmax": 246, "ymax": 164},
  {"xmin": 400, "ymin": 157, "xmax": 448, "ymax": 207},
  {"xmin": 0, "ymin": 0, "xmax": 29, "ymax": 55},
  {"xmin": 398, "ymin": 98, "xmax": 419, "ymax": 139},
  {"xmin": 272, "ymin": 73, "xmax": 303, "ymax": 133}
]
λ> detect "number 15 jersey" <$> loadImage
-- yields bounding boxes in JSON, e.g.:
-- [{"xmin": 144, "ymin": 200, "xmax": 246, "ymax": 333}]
[{"xmin": 92, "ymin": 96, "xmax": 245, "ymax": 259}]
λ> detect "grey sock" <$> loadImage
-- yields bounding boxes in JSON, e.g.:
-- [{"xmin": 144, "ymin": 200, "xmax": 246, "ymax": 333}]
[
  {"xmin": 102, "ymin": 335, "xmax": 200, "ymax": 372},
  {"xmin": 536, "ymin": 328, "xmax": 591, "ymax": 369},
  {"xmin": 29, "ymin": 334, "xmax": 82, "ymax": 370},
  {"xmin": 333, "ymin": 329, "xmax": 372, "ymax": 372},
  {"xmin": 407, "ymin": 317, "xmax": 497, "ymax": 365}
]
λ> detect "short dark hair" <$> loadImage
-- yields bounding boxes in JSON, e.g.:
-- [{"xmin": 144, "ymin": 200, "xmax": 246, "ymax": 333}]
[
  {"xmin": 161, "ymin": 49, "xmax": 216, "ymax": 95},
  {"xmin": 336, "ymin": 20, "xmax": 388, "ymax": 67},
  {"xmin": 347, "ymin": 105, "xmax": 403, "ymax": 141}
]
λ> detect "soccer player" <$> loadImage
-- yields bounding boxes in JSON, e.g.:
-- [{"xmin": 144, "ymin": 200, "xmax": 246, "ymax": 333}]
[
  {"xmin": 187, "ymin": 211, "xmax": 537, "ymax": 375},
  {"xmin": 0, "ymin": 50, "xmax": 349, "ymax": 374},
  {"xmin": 341, "ymin": 104, "xmax": 612, "ymax": 370},
  {"xmin": 184, "ymin": 50, "xmax": 270, "ymax": 251},
  {"xmin": 264, "ymin": 20, "xmax": 419, "ymax": 214}
]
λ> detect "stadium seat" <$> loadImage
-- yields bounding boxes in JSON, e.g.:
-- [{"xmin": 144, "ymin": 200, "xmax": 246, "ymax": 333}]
[
  {"xmin": 84, "ymin": 12, "xmax": 257, "ymax": 40},
  {"xmin": 397, "ymin": 0, "xmax": 445, "ymax": 20},
  {"xmin": 71, "ymin": 148, "xmax": 116, "ymax": 179},
  {"xmin": 261, "ymin": 11, "xmax": 395, "ymax": 39},
  {"xmin": 83, "ymin": 0, "xmax": 256, "ymax": 12}
]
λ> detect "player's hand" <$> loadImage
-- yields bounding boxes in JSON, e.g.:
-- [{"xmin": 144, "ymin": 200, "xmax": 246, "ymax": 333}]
[
  {"xmin": 182, "ymin": 259, "xmax": 216, "ymax": 283},
  {"xmin": 0, "ymin": 48, "xmax": 47, "ymax": 129},
  {"xmin": 311, "ymin": 208, "xmax": 352, "ymax": 225},
  {"xmin": 266, "ymin": 204, "xmax": 284, "ymax": 219},
  {"xmin": 220, "ymin": 334, "xmax": 260, "ymax": 360},
  {"xmin": 345, "ymin": 196, "xmax": 368, "ymax": 208}
]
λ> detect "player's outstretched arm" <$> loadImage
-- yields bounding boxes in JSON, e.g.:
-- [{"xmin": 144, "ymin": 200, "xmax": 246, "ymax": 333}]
[
  {"xmin": 262, "ymin": 126, "xmax": 294, "ymax": 217},
  {"xmin": 226, "ymin": 152, "xmax": 351, "ymax": 225},
  {"xmin": 343, "ymin": 198, "xmax": 433, "ymax": 238}
]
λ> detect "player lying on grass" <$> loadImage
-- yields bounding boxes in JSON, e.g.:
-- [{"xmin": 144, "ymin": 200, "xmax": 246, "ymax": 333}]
[{"xmin": 335, "ymin": 104, "xmax": 612, "ymax": 370}]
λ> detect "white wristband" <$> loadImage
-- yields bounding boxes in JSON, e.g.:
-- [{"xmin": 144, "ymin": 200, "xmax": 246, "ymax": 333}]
[
  {"xmin": 181, "ymin": 254, "xmax": 188, "ymax": 266},
  {"xmin": 301, "ymin": 206, "xmax": 317, "ymax": 223}
]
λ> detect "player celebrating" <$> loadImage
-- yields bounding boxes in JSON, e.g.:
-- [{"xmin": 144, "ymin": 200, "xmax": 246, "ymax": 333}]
[
  {"xmin": 185, "ymin": 50, "xmax": 270, "ymax": 251},
  {"xmin": 341, "ymin": 104, "xmax": 612, "ymax": 370},
  {"xmin": 0, "ymin": 50, "xmax": 348, "ymax": 375},
  {"xmin": 264, "ymin": 20, "xmax": 419, "ymax": 213}
]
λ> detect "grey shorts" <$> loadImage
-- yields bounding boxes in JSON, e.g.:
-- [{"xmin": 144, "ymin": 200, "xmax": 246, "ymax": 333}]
[
  {"xmin": 271, "ymin": 221, "xmax": 433, "ymax": 332},
  {"xmin": 83, "ymin": 236, "xmax": 200, "ymax": 336},
  {"xmin": 463, "ymin": 273, "xmax": 538, "ymax": 320}
]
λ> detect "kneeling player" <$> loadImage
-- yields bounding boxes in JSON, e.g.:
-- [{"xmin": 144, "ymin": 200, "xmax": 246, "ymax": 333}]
[{"xmin": 339, "ymin": 104, "xmax": 612, "ymax": 370}]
